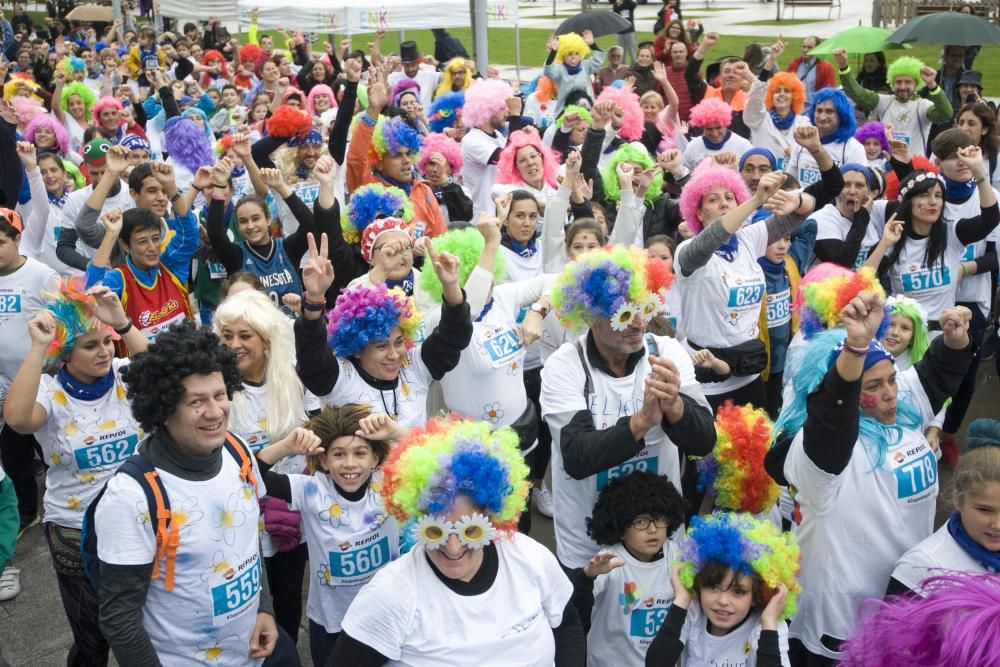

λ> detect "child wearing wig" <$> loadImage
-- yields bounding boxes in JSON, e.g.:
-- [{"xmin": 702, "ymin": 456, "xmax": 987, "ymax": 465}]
[
  {"xmin": 645, "ymin": 512, "xmax": 799, "ymax": 667},
  {"xmin": 742, "ymin": 68, "xmax": 810, "ymax": 170},
  {"xmin": 880, "ymin": 294, "xmax": 931, "ymax": 370},
  {"xmin": 55, "ymin": 80, "xmax": 97, "ymax": 155},
  {"xmin": 333, "ymin": 417, "xmax": 582, "ymax": 665},
  {"xmin": 579, "ymin": 472, "xmax": 687, "ymax": 667},
  {"xmin": 543, "ymin": 31, "xmax": 605, "ymax": 116},
  {"xmin": 682, "ymin": 98, "xmax": 753, "ymax": 170},
  {"xmin": 854, "ymin": 120, "xmax": 890, "ymax": 171},
  {"xmin": 253, "ymin": 403, "xmax": 401, "ymax": 667}
]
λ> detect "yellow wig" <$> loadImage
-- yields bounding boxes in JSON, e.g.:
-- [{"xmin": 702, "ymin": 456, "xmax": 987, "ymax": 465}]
[
  {"xmin": 434, "ymin": 58, "xmax": 473, "ymax": 99},
  {"xmin": 555, "ymin": 33, "xmax": 591, "ymax": 64}
]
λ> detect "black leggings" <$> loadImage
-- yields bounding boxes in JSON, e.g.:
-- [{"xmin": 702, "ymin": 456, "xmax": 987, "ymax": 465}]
[
  {"xmin": 942, "ymin": 302, "xmax": 987, "ymax": 434},
  {"xmin": 264, "ymin": 542, "xmax": 308, "ymax": 644},
  {"xmin": 0, "ymin": 425, "xmax": 41, "ymax": 524},
  {"xmin": 788, "ymin": 638, "xmax": 838, "ymax": 667},
  {"xmin": 523, "ymin": 367, "xmax": 552, "ymax": 482}
]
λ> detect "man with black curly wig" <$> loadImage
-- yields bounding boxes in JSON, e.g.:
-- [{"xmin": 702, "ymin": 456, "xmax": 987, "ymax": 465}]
[{"xmin": 91, "ymin": 321, "xmax": 296, "ymax": 665}]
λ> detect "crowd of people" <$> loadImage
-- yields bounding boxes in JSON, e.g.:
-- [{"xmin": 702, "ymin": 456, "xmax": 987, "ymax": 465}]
[{"xmin": 0, "ymin": 2, "xmax": 998, "ymax": 666}]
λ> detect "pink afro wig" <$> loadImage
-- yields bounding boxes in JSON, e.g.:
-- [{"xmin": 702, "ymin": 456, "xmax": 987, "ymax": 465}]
[
  {"xmin": 655, "ymin": 106, "xmax": 681, "ymax": 153},
  {"xmin": 307, "ymin": 84, "xmax": 335, "ymax": 116},
  {"xmin": 418, "ymin": 132, "xmax": 464, "ymax": 176},
  {"xmin": 92, "ymin": 96, "xmax": 123, "ymax": 125},
  {"xmin": 496, "ymin": 129, "xmax": 561, "ymax": 189},
  {"xmin": 596, "ymin": 85, "xmax": 644, "ymax": 141},
  {"xmin": 392, "ymin": 78, "xmax": 421, "ymax": 107},
  {"xmin": 792, "ymin": 262, "xmax": 852, "ymax": 316},
  {"xmin": 689, "ymin": 97, "xmax": 733, "ymax": 129},
  {"xmin": 678, "ymin": 159, "xmax": 750, "ymax": 233},
  {"xmin": 765, "ymin": 72, "xmax": 806, "ymax": 114},
  {"xmin": 461, "ymin": 79, "xmax": 514, "ymax": 129},
  {"xmin": 9, "ymin": 96, "xmax": 44, "ymax": 127},
  {"xmin": 855, "ymin": 120, "xmax": 890, "ymax": 155},
  {"xmin": 24, "ymin": 114, "xmax": 70, "ymax": 153}
]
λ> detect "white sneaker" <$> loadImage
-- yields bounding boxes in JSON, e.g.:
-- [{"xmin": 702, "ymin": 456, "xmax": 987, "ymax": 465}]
[
  {"xmin": 0, "ymin": 566, "xmax": 20, "ymax": 601},
  {"xmin": 533, "ymin": 484, "xmax": 554, "ymax": 518}
]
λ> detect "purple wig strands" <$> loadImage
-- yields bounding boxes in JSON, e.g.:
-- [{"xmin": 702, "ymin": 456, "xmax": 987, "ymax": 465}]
[
  {"xmin": 164, "ymin": 117, "xmax": 215, "ymax": 174},
  {"xmin": 24, "ymin": 114, "xmax": 70, "ymax": 153}
]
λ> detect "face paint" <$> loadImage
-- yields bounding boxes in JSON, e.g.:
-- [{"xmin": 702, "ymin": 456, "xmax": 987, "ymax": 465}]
[{"xmin": 859, "ymin": 393, "xmax": 879, "ymax": 410}]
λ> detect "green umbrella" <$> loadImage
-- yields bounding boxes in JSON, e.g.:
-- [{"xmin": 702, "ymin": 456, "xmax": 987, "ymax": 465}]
[{"xmin": 808, "ymin": 26, "xmax": 908, "ymax": 56}]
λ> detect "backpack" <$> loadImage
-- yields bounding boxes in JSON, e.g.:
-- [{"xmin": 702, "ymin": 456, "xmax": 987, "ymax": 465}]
[{"xmin": 81, "ymin": 431, "xmax": 257, "ymax": 593}]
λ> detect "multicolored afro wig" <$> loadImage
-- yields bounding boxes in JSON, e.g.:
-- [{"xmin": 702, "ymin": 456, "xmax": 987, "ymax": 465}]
[
  {"xmin": 552, "ymin": 245, "xmax": 674, "ymax": 330},
  {"xmin": 461, "ymin": 79, "xmax": 513, "ymax": 129},
  {"xmin": 265, "ymin": 104, "xmax": 314, "ymax": 140},
  {"xmin": 809, "ymin": 88, "xmax": 857, "ymax": 144},
  {"xmin": 92, "ymin": 95, "xmax": 123, "ymax": 125},
  {"xmin": 797, "ymin": 265, "xmax": 887, "ymax": 339},
  {"xmin": 886, "ymin": 56, "xmax": 925, "ymax": 86},
  {"xmin": 601, "ymin": 143, "xmax": 664, "ymax": 206},
  {"xmin": 428, "ymin": 92, "xmax": 465, "ymax": 134},
  {"xmin": 555, "ymin": 32, "xmax": 591, "ymax": 64},
  {"xmin": 435, "ymin": 58, "xmax": 474, "ymax": 99},
  {"xmin": 679, "ymin": 158, "xmax": 751, "ymax": 233},
  {"xmin": 418, "ymin": 227, "xmax": 506, "ymax": 304},
  {"xmin": 343, "ymin": 182, "xmax": 414, "ymax": 249},
  {"xmin": 381, "ymin": 416, "xmax": 530, "ymax": 535},
  {"xmin": 369, "ymin": 115, "xmax": 423, "ymax": 168},
  {"xmin": 596, "ymin": 85, "xmax": 644, "ymax": 140},
  {"xmin": 697, "ymin": 402, "xmax": 779, "ymax": 515},
  {"xmin": 496, "ymin": 129, "xmax": 561, "ymax": 189},
  {"xmin": 42, "ymin": 276, "xmax": 114, "ymax": 366},
  {"xmin": 60, "ymin": 81, "xmax": 97, "ymax": 118},
  {"xmin": 326, "ymin": 283, "xmax": 422, "ymax": 357},
  {"xmin": 676, "ymin": 511, "xmax": 801, "ymax": 620},
  {"xmin": 689, "ymin": 97, "xmax": 733, "ymax": 129},
  {"xmin": 24, "ymin": 114, "xmax": 70, "ymax": 153},
  {"xmin": 59, "ymin": 56, "xmax": 87, "ymax": 77},
  {"xmin": 886, "ymin": 295, "xmax": 931, "ymax": 364},
  {"xmin": 555, "ymin": 104, "xmax": 594, "ymax": 129},
  {"xmin": 765, "ymin": 72, "xmax": 806, "ymax": 115},
  {"xmin": 792, "ymin": 262, "xmax": 852, "ymax": 317},
  {"xmin": 841, "ymin": 573, "xmax": 1000, "ymax": 667},
  {"xmin": 164, "ymin": 116, "xmax": 215, "ymax": 175},
  {"xmin": 417, "ymin": 132, "xmax": 464, "ymax": 175},
  {"xmin": 855, "ymin": 120, "xmax": 890, "ymax": 155}
]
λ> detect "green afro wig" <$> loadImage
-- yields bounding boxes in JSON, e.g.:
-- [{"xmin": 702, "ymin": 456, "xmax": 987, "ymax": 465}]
[
  {"xmin": 886, "ymin": 56, "xmax": 925, "ymax": 86},
  {"xmin": 555, "ymin": 104, "xmax": 594, "ymax": 129},
  {"xmin": 601, "ymin": 143, "xmax": 663, "ymax": 206},
  {"xmin": 418, "ymin": 227, "xmax": 506, "ymax": 304}
]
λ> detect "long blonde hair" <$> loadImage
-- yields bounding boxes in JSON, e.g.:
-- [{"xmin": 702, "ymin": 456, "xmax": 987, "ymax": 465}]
[{"xmin": 213, "ymin": 290, "xmax": 307, "ymax": 441}]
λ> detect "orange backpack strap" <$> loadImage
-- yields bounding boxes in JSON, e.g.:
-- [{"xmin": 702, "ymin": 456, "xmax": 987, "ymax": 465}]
[
  {"xmin": 224, "ymin": 432, "xmax": 258, "ymax": 497},
  {"xmin": 143, "ymin": 469, "xmax": 179, "ymax": 592}
]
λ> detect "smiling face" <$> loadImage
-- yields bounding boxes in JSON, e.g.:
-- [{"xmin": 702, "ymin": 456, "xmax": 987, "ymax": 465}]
[
  {"xmin": 68, "ymin": 94, "xmax": 86, "ymax": 119},
  {"xmin": 221, "ymin": 87, "xmax": 240, "ymax": 108},
  {"xmin": 131, "ymin": 175, "xmax": 168, "ymax": 218},
  {"xmin": 236, "ymin": 199, "xmax": 271, "ymax": 246},
  {"xmin": 882, "ymin": 313, "xmax": 915, "ymax": 357},
  {"xmin": 568, "ymin": 230, "xmax": 601, "ymax": 259},
  {"xmin": 218, "ymin": 319, "xmax": 267, "ymax": 383},
  {"xmin": 813, "ymin": 100, "xmax": 839, "ymax": 136},
  {"xmin": 702, "ymin": 123, "xmax": 726, "ymax": 144},
  {"xmin": 99, "ymin": 105, "xmax": 120, "ymax": 132},
  {"xmin": 592, "ymin": 312, "xmax": 648, "ymax": 357},
  {"xmin": 164, "ymin": 372, "xmax": 231, "ymax": 456},
  {"xmin": 771, "ymin": 84, "xmax": 792, "ymax": 113},
  {"xmin": 33, "ymin": 125, "xmax": 56, "ymax": 149},
  {"xmin": 122, "ymin": 227, "xmax": 162, "ymax": 271},
  {"xmin": 515, "ymin": 146, "xmax": 544, "ymax": 188},
  {"xmin": 65, "ymin": 330, "xmax": 115, "ymax": 382},
  {"xmin": 38, "ymin": 156, "xmax": 66, "ymax": 194},
  {"xmin": 641, "ymin": 96, "xmax": 664, "ymax": 123},
  {"xmin": 719, "ymin": 61, "xmax": 742, "ymax": 91},
  {"xmin": 860, "ymin": 359, "xmax": 899, "ymax": 425},
  {"xmin": 956, "ymin": 482, "xmax": 1000, "ymax": 552},
  {"xmin": 892, "ymin": 75, "xmax": 917, "ymax": 104},
  {"xmin": 296, "ymin": 142, "xmax": 321, "ymax": 170},
  {"xmin": 636, "ymin": 47, "xmax": 654, "ymax": 68},
  {"xmin": 697, "ymin": 186, "xmax": 738, "ymax": 226},
  {"xmin": 313, "ymin": 94, "xmax": 332, "ymax": 114},
  {"xmin": 321, "ymin": 435, "xmax": 379, "ymax": 494},
  {"xmin": 505, "ymin": 198, "xmax": 539, "ymax": 243},
  {"xmin": 357, "ymin": 326, "xmax": 407, "ymax": 381},
  {"xmin": 699, "ymin": 569, "xmax": 756, "ymax": 635},
  {"xmin": 863, "ymin": 137, "xmax": 884, "ymax": 160},
  {"xmin": 424, "ymin": 495, "xmax": 486, "ymax": 583}
]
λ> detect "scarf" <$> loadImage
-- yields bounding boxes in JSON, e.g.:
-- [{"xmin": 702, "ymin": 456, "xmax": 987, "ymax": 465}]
[
  {"xmin": 757, "ymin": 256, "xmax": 785, "ymax": 274},
  {"xmin": 57, "ymin": 366, "xmax": 115, "ymax": 401},
  {"xmin": 944, "ymin": 176, "xmax": 977, "ymax": 204},
  {"xmin": 476, "ymin": 297, "xmax": 495, "ymax": 322},
  {"xmin": 769, "ymin": 109, "xmax": 795, "ymax": 131},
  {"xmin": 948, "ymin": 510, "xmax": 1000, "ymax": 572},
  {"xmin": 378, "ymin": 172, "xmax": 413, "ymax": 195},
  {"xmin": 715, "ymin": 235, "xmax": 740, "ymax": 262},
  {"xmin": 48, "ymin": 190, "xmax": 68, "ymax": 208},
  {"xmin": 564, "ymin": 62, "xmax": 583, "ymax": 76},
  {"xmin": 501, "ymin": 228, "xmax": 538, "ymax": 258},
  {"xmin": 820, "ymin": 131, "xmax": 839, "ymax": 146},
  {"xmin": 296, "ymin": 165, "xmax": 311, "ymax": 181},
  {"xmin": 703, "ymin": 130, "xmax": 732, "ymax": 151},
  {"xmin": 386, "ymin": 270, "xmax": 415, "ymax": 296}
]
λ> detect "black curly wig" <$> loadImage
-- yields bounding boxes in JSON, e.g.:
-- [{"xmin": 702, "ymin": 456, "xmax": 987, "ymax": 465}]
[
  {"xmin": 586, "ymin": 471, "xmax": 687, "ymax": 545},
  {"xmin": 121, "ymin": 320, "xmax": 243, "ymax": 432}
]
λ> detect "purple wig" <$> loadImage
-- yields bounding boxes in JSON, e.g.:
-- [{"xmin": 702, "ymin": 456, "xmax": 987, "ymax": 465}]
[
  {"xmin": 418, "ymin": 132, "xmax": 464, "ymax": 175},
  {"xmin": 678, "ymin": 159, "xmax": 750, "ymax": 233},
  {"xmin": 496, "ymin": 130, "xmax": 561, "ymax": 189},
  {"xmin": 854, "ymin": 120, "xmax": 890, "ymax": 154},
  {"xmin": 595, "ymin": 86, "xmax": 644, "ymax": 140},
  {"xmin": 461, "ymin": 79, "xmax": 513, "ymax": 129},
  {"xmin": 840, "ymin": 573, "xmax": 1000, "ymax": 667},
  {"xmin": 392, "ymin": 78, "xmax": 421, "ymax": 107},
  {"xmin": 24, "ymin": 114, "xmax": 70, "ymax": 153},
  {"xmin": 164, "ymin": 117, "xmax": 215, "ymax": 174}
]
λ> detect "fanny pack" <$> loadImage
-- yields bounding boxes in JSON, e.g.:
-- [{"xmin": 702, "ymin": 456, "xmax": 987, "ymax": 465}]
[{"xmin": 689, "ymin": 338, "xmax": 768, "ymax": 377}]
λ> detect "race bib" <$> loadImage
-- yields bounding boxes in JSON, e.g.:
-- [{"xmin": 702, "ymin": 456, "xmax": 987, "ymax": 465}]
[
  {"xmin": 852, "ymin": 244, "xmax": 873, "ymax": 270},
  {"xmin": 72, "ymin": 429, "xmax": 139, "ymax": 471},
  {"xmin": 596, "ymin": 451, "xmax": 658, "ymax": 491},
  {"xmin": 727, "ymin": 283, "xmax": 764, "ymax": 310},
  {"xmin": 962, "ymin": 244, "xmax": 976, "ymax": 262},
  {"xmin": 0, "ymin": 288, "xmax": 23, "ymax": 317},
  {"xmin": 328, "ymin": 534, "xmax": 392, "ymax": 586},
  {"xmin": 892, "ymin": 131, "xmax": 911, "ymax": 146},
  {"xmin": 765, "ymin": 288, "xmax": 791, "ymax": 327},
  {"xmin": 798, "ymin": 166, "xmax": 821, "ymax": 185},
  {"xmin": 477, "ymin": 325, "xmax": 524, "ymax": 368},
  {"xmin": 892, "ymin": 448, "xmax": 937, "ymax": 502},
  {"xmin": 209, "ymin": 553, "xmax": 261, "ymax": 626},
  {"xmin": 628, "ymin": 598, "xmax": 672, "ymax": 641},
  {"xmin": 293, "ymin": 180, "xmax": 320, "ymax": 208},
  {"xmin": 901, "ymin": 266, "xmax": 951, "ymax": 295},
  {"xmin": 208, "ymin": 261, "xmax": 228, "ymax": 280},
  {"xmin": 775, "ymin": 157, "xmax": 787, "ymax": 171}
]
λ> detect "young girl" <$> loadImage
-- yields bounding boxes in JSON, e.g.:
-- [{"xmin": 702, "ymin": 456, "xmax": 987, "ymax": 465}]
[
  {"xmin": 580, "ymin": 472, "xmax": 687, "ymax": 667},
  {"xmin": 646, "ymin": 512, "xmax": 800, "ymax": 667},
  {"xmin": 254, "ymin": 403, "xmax": 401, "ymax": 667},
  {"xmin": 881, "ymin": 295, "xmax": 931, "ymax": 371},
  {"xmin": 855, "ymin": 121, "xmax": 890, "ymax": 171}
]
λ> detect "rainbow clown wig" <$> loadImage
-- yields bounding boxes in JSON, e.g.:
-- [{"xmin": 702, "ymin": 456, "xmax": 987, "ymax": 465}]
[
  {"xmin": 60, "ymin": 81, "xmax": 97, "ymax": 118},
  {"xmin": 92, "ymin": 95, "xmax": 123, "ymax": 125},
  {"xmin": 381, "ymin": 416, "xmax": 530, "ymax": 540},
  {"xmin": 689, "ymin": 98, "xmax": 733, "ymax": 129},
  {"xmin": 697, "ymin": 402, "xmax": 779, "ymax": 515},
  {"xmin": 428, "ymin": 92, "xmax": 465, "ymax": 134},
  {"xmin": 417, "ymin": 132, "xmax": 464, "ymax": 176},
  {"xmin": 435, "ymin": 58, "xmax": 474, "ymax": 99},
  {"xmin": 555, "ymin": 32, "xmax": 591, "ymax": 64},
  {"xmin": 368, "ymin": 115, "xmax": 423, "ymax": 168},
  {"xmin": 595, "ymin": 86, "xmax": 644, "ymax": 140},
  {"xmin": 809, "ymin": 88, "xmax": 857, "ymax": 144},
  {"xmin": 855, "ymin": 120, "xmax": 890, "ymax": 155},
  {"xmin": 24, "ymin": 114, "xmax": 70, "ymax": 153},
  {"xmin": 343, "ymin": 183, "xmax": 414, "ymax": 251},
  {"xmin": 679, "ymin": 159, "xmax": 751, "ymax": 234},
  {"xmin": 765, "ymin": 72, "xmax": 806, "ymax": 115},
  {"xmin": 601, "ymin": 143, "xmax": 664, "ymax": 206},
  {"xmin": 552, "ymin": 245, "xmax": 674, "ymax": 331},
  {"xmin": 43, "ymin": 276, "xmax": 114, "ymax": 366},
  {"xmin": 676, "ymin": 511, "xmax": 801, "ymax": 620},
  {"xmin": 886, "ymin": 295, "xmax": 931, "ymax": 364},
  {"xmin": 462, "ymin": 79, "xmax": 513, "ymax": 130},
  {"xmin": 797, "ymin": 266, "xmax": 887, "ymax": 339},
  {"xmin": 59, "ymin": 56, "xmax": 87, "ymax": 77},
  {"xmin": 496, "ymin": 129, "xmax": 561, "ymax": 189},
  {"xmin": 418, "ymin": 227, "xmax": 506, "ymax": 304},
  {"xmin": 886, "ymin": 56, "xmax": 925, "ymax": 86},
  {"xmin": 326, "ymin": 283, "xmax": 422, "ymax": 358}
]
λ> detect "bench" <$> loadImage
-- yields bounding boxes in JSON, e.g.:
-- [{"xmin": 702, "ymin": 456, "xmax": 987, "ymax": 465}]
[{"xmin": 781, "ymin": 0, "xmax": 843, "ymax": 21}]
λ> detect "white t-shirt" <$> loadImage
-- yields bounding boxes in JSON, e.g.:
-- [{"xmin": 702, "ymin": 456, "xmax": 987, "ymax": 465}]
[
  {"xmin": 679, "ymin": 603, "xmax": 791, "ymax": 667},
  {"xmin": 808, "ymin": 203, "xmax": 884, "ymax": 271},
  {"xmin": 341, "ymin": 532, "xmax": 573, "ymax": 666},
  {"xmin": 288, "ymin": 471, "xmax": 400, "ymax": 633},
  {"xmin": 34, "ymin": 359, "xmax": 141, "ymax": 529},
  {"xmin": 891, "ymin": 522, "xmax": 988, "ymax": 592},
  {"xmin": 387, "ymin": 68, "xmax": 441, "ymax": 110},
  {"xmin": 682, "ymin": 133, "xmax": 754, "ymax": 171},
  {"xmin": 887, "ymin": 217, "xmax": 967, "ymax": 321},
  {"xmin": 59, "ymin": 181, "xmax": 136, "ymax": 259},
  {"xmin": 946, "ymin": 188, "xmax": 1000, "ymax": 317},
  {"xmin": 871, "ymin": 94, "xmax": 937, "ymax": 159},
  {"xmin": 540, "ymin": 333, "xmax": 705, "ymax": 568},
  {"xmin": 316, "ymin": 352, "xmax": 433, "ymax": 429},
  {"xmin": 461, "ymin": 128, "xmax": 507, "ymax": 220},
  {"xmin": 742, "ymin": 79, "xmax": 811, "ymax": 171},
  {"xmin": 94, "ymin": 435, "xmax": 266, "ymax": 667},
  {"xmin": 785, "ymin": 138, "xmax": 867, "ymax": 186},
  {"xmin": 499, "ymin": 245, "xmax": 544, "ymax": 284},
  {"xmin": 783, "ymin": 367, "xmax": 937, "ymax": 660},
  {"xmin": 674, "ymin": 221, "xmax": 769, "ymax": 395},
  {"xmin": 588, "ymin": 542, "xmax": 677, "ymax": 667}
]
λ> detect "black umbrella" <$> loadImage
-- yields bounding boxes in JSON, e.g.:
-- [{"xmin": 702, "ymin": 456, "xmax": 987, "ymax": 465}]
[
  {"xmin": 889, "ymin": 11, "xmax": 1000, "ymax": 46},
  {"xmin": 555, "ymin": 11, "xmax": 632, "ymax": 38}
]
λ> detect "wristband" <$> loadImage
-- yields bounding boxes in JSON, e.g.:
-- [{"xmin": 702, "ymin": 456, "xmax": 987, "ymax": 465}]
[
  {"xmin": 212, "ymin": 182, "xmax": 229, "ymax": 189},
  {"xmin": 973, "ymin": 175, "xmax": 986, "ymax": 184},
  {"xmin": 842, "ymin": 342, "xmax": 870, "ymax": 356},
  {"xmin": 302, "ymin": 297, "xmax": 327, "ymax": 312},
  {"xmin": 839, "ymin": 66, "xmax": 851, "ymax": 75},
  {"xmin": 114, "ymin": 321, "xmax": 133, "ymax": 336},
  {"xmin": 169, "ymin": 191, "xmax": 181, "ymax": 202}
]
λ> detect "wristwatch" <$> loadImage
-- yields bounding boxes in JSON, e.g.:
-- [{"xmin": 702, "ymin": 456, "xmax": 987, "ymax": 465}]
[{"xmin": 530, "ymin": 302, "xmax": 549, "ymax": 317}]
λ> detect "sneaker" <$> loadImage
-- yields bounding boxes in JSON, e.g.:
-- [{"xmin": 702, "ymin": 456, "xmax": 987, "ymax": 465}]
[
  {"xmin": 17, "ymin": 515, "xmax": 39, "ymax": 540},
  {"xmin": 533, "ymin": 484, "xmax": 554, "ymax": 518},
  {"xmin": 0, "ymin": 567, "xmax": 20, "ymax": 601},
  {"xmin": 940, "ymin": 435, "xmax": 961, "ymax": 469}
]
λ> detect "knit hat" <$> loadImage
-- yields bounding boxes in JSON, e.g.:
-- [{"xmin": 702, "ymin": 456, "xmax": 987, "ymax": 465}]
[{"xmin": 83, "ymin": 139, "xmax": 112, "ymax": 167}]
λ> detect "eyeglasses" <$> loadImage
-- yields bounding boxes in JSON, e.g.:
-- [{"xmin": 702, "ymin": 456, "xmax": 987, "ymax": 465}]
[
  {"xmin": 630, "ymin": 516, "xmax": 670, "ymax": 531},
  {"xmin": 516, "ymin": 151, "xmax": 543, "ymax": 166},
  {"xmin": 412, "ymin": 513, "xmax": 497, "ymax": 550}
]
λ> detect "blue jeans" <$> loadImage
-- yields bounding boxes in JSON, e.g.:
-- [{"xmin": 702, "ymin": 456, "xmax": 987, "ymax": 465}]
[{"xmin": 309, "ymin": 619, "xmax": 340, "ymax": 667}]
